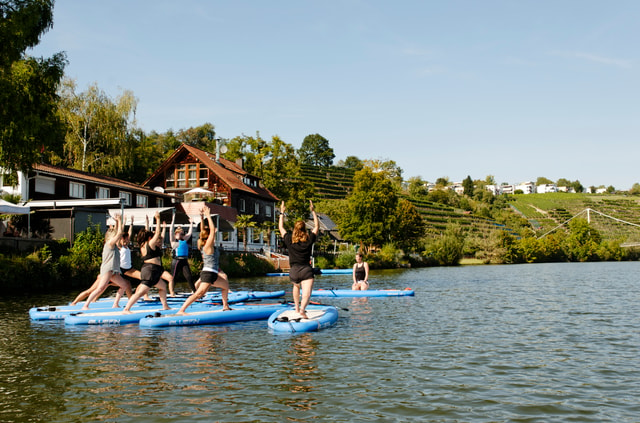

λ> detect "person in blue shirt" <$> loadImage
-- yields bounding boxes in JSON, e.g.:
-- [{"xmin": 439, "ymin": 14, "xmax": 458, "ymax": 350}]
[{"xmin": 170, "ymin": 215, "xmax": 194, "ymax": 295}]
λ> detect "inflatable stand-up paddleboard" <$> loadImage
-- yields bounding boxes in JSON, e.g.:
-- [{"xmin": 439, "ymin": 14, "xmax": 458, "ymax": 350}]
[
  {"xmin": 138, "ymin": 303, "xmax": 291, "ymax": 328},
  {"xmin": 143, "ymin": 291, "xmax": 250, "ymax": 304},
  {"xmin": 64, "ymin": 307, "xmax": 183, "ymax": 325},
  {"xmin": 246, "ymin": 290, "xmax": 286, "ymax": 300},
  {"xmin": 310, "ymin": 288, "xmax": 415, "ymax": 297},
  {"xmin": 29, "ymin": 291, "xmax": 253, "ymax": 321},
  {"xmin": 268, "ymin": 305, "xmax": 339, "ymax": 333}
]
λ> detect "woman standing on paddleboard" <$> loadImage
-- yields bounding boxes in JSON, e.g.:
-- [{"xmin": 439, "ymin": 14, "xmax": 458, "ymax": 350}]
[{"xmin": 279, "ymin": 200, "xmax": 319, "ymax": 319}]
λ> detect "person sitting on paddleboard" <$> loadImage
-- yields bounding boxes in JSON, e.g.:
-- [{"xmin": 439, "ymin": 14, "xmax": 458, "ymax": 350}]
[
  {"xmin": 169, "ymin": 215, "xmax": 194, "ymax": 296},
  {"xmin": 122, "ymin": 211, "xmax": 170, "ymax": 313},
  {"xmin": 176, "ymin": 206, "xmax": 231, "ymax": 314},
  {"xmin": 352, "ymin": 252, "xmax": 369, "ymax": 290},
  {"xmin": 279, "ymin": 200, "xmax": 319, "ymax": 319}
]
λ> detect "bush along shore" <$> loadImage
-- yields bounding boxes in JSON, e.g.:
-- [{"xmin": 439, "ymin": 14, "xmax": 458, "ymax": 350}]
[{"xmin": 2, "ymin": 218, "xmax": 639, "ymax": 295}]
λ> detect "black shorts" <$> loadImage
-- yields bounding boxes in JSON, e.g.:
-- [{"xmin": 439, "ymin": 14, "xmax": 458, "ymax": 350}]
[
  {"xmin": 289, "ymin": 264, "xmax": 314, "ymax": 284},
  {"xmin": 200, "ymin": 270, "xmax": 219, "ymax": 284},
  {"xmin": 140, "ymin": 263, "xmax": 164, "ymax": 287},
  {"xmin": 120, "ymin": 268, "xmax": 137, "ymax": 284}
]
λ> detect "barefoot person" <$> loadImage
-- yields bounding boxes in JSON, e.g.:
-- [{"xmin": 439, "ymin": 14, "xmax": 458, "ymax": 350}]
[
  {"xmin": 176, "ymin": 207, "xmax": 231, "ymax": 314},
  {"xmin": 278, "ymin": 200, "xmax": 319, "ymax": 319},
  {"xmin": 122, "ymin": 211, "xmax": 170, "ymax": 313},
  {"xmin": 80, "ymin": 215, "xmax": 132, "ymax": 310},
  {"xmin": 352, "ymin": 253, "xmax": 370, "ymax": 290},
  {"xmin": 169, "ymin": 214, "xmax": 195, "ymax": 295}
]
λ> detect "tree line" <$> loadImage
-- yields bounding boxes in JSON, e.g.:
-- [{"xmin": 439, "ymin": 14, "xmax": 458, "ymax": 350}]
[{"xmin": 2, "ymin": 1, "xmax": 639, "ymax": 274}]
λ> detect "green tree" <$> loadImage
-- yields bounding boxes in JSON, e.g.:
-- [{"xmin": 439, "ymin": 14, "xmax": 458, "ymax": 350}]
[
  {"xmin": 298, "ymin": 133, "xmax": 335, "ymax": 167},
  {"xmin": 363, "ymin": 158, "xmax": 403, "ymax": 186},
  {"xmin": 426, "ymin": 223, "xmax": 464, "ymax": 266},
  {"xmin": 57, "ymin": 79, "xmax": 138, "ymax": 176},
  {"xmin": 339, "ymin": 167, "xmax": 398, "ymax": 252},
  {"xmin": 564, "ymin": 218, "xmax": 601, "ymax": 262},
  {"xmin": 435, "ymin": 176, "xmax": 450, "ymax": 187},
  {"xmin": 175, "ymin": 123, "xmax": 216, "ymax": 151},
  {"xmin": 391, "ymin": 199, "xmax": 426, "ymax": 251},
  {"xmin": 234, "ymin": 214, "xmax": 255, "ymax": 251},
  {"xmin": 536, "ymin": 176, "xmax": 554, "ymax": 185},
  {"xmin": 462, "ymin": 175, "xmax": 474, "ymax": 196},
  {"xmin": 407, "ymin": 176, "xmax": 428, "ymax": 199},
  {"xmin": 629, "ymin": 183, "xmax": 640, "ymax": 195},
  {"xmin": 1, "ymin": 0, "xmax": 66, "ymax": 173},
  {"xmin": 338, "ymin": 155, "xmax": 363, "ymax": 170}
]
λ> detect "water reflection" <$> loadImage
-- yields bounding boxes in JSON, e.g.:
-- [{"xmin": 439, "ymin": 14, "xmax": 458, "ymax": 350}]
[{"xmin": 277, "ymin": 334, "xmax": 321, "ymax": 410}]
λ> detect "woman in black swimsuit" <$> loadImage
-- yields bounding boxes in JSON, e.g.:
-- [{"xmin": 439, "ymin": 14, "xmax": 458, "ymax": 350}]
[
  {"xmin": 278, "ymin": 200, "xmax": 319, "ymax": 319},
  {"xmin": 352, "ymin": 252, "xmax": 369, "ymax": 290}
]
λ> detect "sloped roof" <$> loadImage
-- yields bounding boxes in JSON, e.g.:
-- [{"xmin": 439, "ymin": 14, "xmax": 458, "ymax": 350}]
[
  {"xmin": 143, "ymin": 143, "xmax": 278, "ymax": 202},
  {"xmin": 33, "ymin": 163, "xmax": 174, "ymax": 199}
]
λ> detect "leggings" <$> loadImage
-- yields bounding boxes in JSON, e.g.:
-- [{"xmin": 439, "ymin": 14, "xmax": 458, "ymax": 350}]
[{"xmin": 172, "ymin": 258, "xmax": 195, "ymax": 291}]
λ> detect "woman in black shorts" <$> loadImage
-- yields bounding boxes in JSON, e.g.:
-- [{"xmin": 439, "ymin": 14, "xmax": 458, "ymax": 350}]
[
  {"xmin": 278, "ymin": 200, "xmax": 319, "ymax": 319},
  {"xmin": 122, "ymin": 211, "xmax": 170, "ymax": 313}
]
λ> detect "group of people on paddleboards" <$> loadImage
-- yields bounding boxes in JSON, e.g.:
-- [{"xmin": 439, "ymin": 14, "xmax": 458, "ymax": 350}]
[
  {"xmin": 70, "ymin": 200, "xmax": 333, "ymax": 320},
  {"xmin": 71, "ymin": 206, "xmax": 231, "ymax": 314}
]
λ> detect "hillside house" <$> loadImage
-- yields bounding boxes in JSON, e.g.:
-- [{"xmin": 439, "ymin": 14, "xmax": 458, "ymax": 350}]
[{"xmin": 143, "ymin": 143, "xmax": 279, "ymax": 252}]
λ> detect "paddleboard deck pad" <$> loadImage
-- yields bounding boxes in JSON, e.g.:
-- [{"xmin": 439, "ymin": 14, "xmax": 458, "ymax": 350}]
[{"xmin": 268, "ymin": 305, "xmax": 339, "ymax": 333}]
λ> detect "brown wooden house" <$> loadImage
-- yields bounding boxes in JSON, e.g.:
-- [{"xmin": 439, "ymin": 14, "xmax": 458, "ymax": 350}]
[{"xmin": 143, "ymin": 143, "xmax": 279, "ymax": 252}]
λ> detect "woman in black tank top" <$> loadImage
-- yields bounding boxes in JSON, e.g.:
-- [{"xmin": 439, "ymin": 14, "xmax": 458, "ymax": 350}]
[
  {"xmin": 123, "ymin": 211, "xmax": 170, "ymax": 313},
  {"xmin": 279, "ymin": 200, "xmax": 319, "ymax": 319}
]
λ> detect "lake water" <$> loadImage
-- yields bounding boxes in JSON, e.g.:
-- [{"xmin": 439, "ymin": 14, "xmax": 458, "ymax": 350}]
[{"xmin": 2, "ymin": 262, "xmax": 639, "ymax": 422}]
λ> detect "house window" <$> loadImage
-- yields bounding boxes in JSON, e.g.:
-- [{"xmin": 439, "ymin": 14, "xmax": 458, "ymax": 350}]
[
  {"xmin": 166, "ymin": 171, "xmax": 175, "ymax": 188},
  {"xmin": 35, "ymin": 176, "xmax": 55, "ymax": 194},
  {"xmin": 137, "ymin": 195, "xmax": 148, "ymax": 208},
  {"xmin": 221, "ymin": 231, "xmax": 230, "ymax": 242},
  {"xmin": 199, "ymin": 169, "xmax": 208, "ymax": 187},
  {"xmin": 69, "ymin": 182, "xmax": 86, "ymax": 199},
  {"xmin": 188, "ymin": 164, "xmax": 197, "ymax": 187},
  {"xmin": 265, "ymin": 205, "xmax": 272, "ymax": 217},
  {"xmin": 157, "ymin": 198, "xmax": 164, "ymax": 208},
  {"xmin": 177, "ymin": 165, "xmax": 186, "ymax": 188},
  {"xmin": 254, "ymin": 203, "xmax": 260, "ymax": 215},
  {"xmin": 253, "ymin": 229, "xmax": 262, "ymax": 243},
  {"xmin": 96, "ymin": 187, "xmax": 110, "ymax": 199},
  {"xmin": 239, "ymin": 199, "xmax": 245, "ymax": 212},
  {"xmin": 120, "ymin": 191, "xmax": 132, "ymax": 206}
]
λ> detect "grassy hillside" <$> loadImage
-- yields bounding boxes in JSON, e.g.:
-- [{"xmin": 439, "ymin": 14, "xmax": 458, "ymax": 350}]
[
  {"xmin": 509, "ymin": 193, "xmax": 640, "ymax": 242},
  {"xmin": 300, "ymin": 164, "xmax": 640, "ymax": 244},
  {"xmin": 301, "ymin": 164, "xmax": 356, "ymax": 199}
]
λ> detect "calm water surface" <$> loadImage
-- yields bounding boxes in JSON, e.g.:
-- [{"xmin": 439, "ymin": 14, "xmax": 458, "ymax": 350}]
[{"xmin": 1, "ymin": 262, "xmax": 639, "ymax": 422}]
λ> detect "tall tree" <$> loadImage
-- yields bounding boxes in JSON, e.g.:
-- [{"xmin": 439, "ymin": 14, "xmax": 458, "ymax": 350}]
[
  {"xmin": 234, "ymin": 214, "xmax": 255, "ymax": 251},
  {"xmin": 391, "ymin": 199, "xmax": 426, "ymax": 251},
  {"xmin": 298, "ymin": 133, "xmax": 335, "ymax": 167},
  {"xmin": 338, "ymin": 155, "xmax": 363, "ymax": 170},
  {"xmin": 339, "ymin": 167, "xmax": 398, "ymax": 252},
  {"xmin": 462, "ymin": 175, "xmax": 474, "ymax": 196},
  {"xmin": 0, "ymin": 0, "xmax": 66, "ymax": 174},
  {"xmin": 57, "ymin": 79, "xmax": 138, "ymax": 176},
  {"xmin": 175, "ymin": 123, "xmax": 216, "ymax": 151}
]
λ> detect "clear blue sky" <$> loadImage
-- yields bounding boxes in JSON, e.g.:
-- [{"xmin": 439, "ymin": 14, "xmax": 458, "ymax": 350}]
[{"xmin": 30, "ymin": 1, "xmax": 639, "ymax": 190}]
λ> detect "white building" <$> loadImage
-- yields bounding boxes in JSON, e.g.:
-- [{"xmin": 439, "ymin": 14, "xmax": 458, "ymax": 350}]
[{"xmin": 536, "ymin": 184, "xmax": 557, "ymax": 194}]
